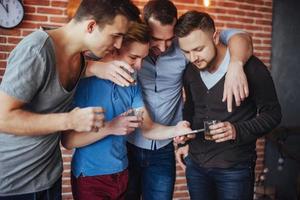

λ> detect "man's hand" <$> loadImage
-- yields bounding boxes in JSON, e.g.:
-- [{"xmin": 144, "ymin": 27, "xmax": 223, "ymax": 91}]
[
  {"xmin": 86, "ymin": 60, "xmax": 134, "ymax": 87},
  {"xmin": 175, "ymin": 145, "xmax": 189, "ymax": 171},
  {"xmin": 105, "ymin": 115, "xmax": 142, "ymax": 136},
  {"xmin": 67, "ymin": 107, "xmax": 105, "ymax": 132},
  {"xmin": 223, "ymin": 60, "xmax": 249, "ymax": 112},
  {"xmin": 173, "ymin": 121, "xmax": 195, "ymax": 144},
  {"xmin": 209, "ymin": 121, "xmax": 236, "ymax": 143}
]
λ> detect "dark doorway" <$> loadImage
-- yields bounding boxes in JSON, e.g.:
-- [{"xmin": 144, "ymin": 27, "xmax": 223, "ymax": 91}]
[{"xmin": 265, "ymin": 0, "xmax": 300, "ymax": 199}]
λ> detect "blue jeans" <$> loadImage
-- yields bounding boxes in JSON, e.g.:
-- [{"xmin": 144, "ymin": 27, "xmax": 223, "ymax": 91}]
[
  {"xmin": 185, "ymin": 156, "xmax": 254, "ymax": 200},
  {"xmin": 0, "ymin": 177, "xmax": 62, "ymax": 200},
  {"xmin": 125, "ymin": 142, "xmax": 176, "ymax": 200}
]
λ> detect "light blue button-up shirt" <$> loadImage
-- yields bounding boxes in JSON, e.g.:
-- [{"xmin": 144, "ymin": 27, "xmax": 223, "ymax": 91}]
[{"xmin": 127, "ymin": 29, "xmax": 244, "ymax": 150}]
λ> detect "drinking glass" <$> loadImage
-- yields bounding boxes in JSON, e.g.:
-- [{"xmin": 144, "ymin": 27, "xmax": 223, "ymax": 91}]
[{"xmin": 203, "ymin": 120, "xmax": 220, "ymax": 140}]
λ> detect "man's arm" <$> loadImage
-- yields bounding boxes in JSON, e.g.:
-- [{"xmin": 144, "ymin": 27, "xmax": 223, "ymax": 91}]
[
  {"xmin": 85, "ymin": 60, "xmax": 134, "ymax": 87},
  {"xmin": 140, "ymin": 107, "xmax": 192, "ymax": 140},
  {"xmin": 220, "ymin": 29, "xmax": 253, "ymax": 112},
  {"xmin": 183, "ymin": 67, "xmax": 195, "ymax": 125},
  {"xmin": 0, "ymin": 91, "xmax": 105, "ymax": 136},
  {"xmin": 210, "ymin": 57, "xmax": 282, "ymax": 143},
  {"xmin": 232, "ymin": 57, "xmax": 282, "ymax": 143},
  {"xmin": 61, "ymin": 115, "xmax": 140, "ymax": 150}
]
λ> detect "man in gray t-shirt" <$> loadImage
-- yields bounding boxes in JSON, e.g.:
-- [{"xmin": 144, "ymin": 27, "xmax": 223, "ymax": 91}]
[{"xmin": 0, "ymin": 0, "xmax": 139, "ymax": 199}]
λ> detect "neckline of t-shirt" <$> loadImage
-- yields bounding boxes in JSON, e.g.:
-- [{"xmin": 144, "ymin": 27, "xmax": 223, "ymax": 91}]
[{"xmin": 38, "ymin": 28, "xmax": 86, "ymax": 94}]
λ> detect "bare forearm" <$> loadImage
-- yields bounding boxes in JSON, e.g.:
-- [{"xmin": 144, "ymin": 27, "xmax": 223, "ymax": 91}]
[
  {"xmin": 142, "ymin": 123, "xmax": 175, "ymax": 140},
  {"xmin": 228, "ymin": 33, "xmax": 253, "ymax": 64},
  {"xmin": 61, "ymin": 129, "xmax": 109, "ymax": 150},
  {"xmin": 0, "ymin": 109, "xmax": 70, "ymax": 136},
  {"xmin": 85, "ymin": 60, "xmax": 102, "ymax": 78}
]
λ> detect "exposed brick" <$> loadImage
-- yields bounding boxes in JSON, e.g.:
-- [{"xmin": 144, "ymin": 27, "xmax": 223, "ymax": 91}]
[
  {"xmin": 50, "ymin": 16, "xmax": 69, "ymax": 24},
  {"xmin": 174, "ymin": 185, "xmax": 188, "ymax": 191},
  {"xmin": 226, "ymin": 9, "xmax": 246, "ymax": 16},
  {"xmin": 7, "ymin": 37, "xmax": 22, "ymax": 44},
  {"xmin": 217, "ymin": 15, "xmax": 237, "ymax": 21},
  {"xmin": 174, "ymin": 0, "xmax": 195, "ymax": 4},
  {"xmin": 0, "ymin": 29, "xmax": 22, "ymax": 36},
  {"xmin": 256, "ymin": 19, "xmax": 272, "ymax": 26},
  {"xmin": 24, "ymin": 0, "xmax": 50, "ymax": 6},
  {"xmin": 51, "ymin": 1, "xmax": 68, "ymax": 8},
  {"xmin": 62, "ymin": 187, "xmax": 72, "ymax": 193},
  {"xmin": 0, "ymin": 37, "xmax": 7, "ymax": 43},
  {"xmin": 217, "ymin": 1, "xmax": 239, "ymax": 8},
  {"xmin": 245, "ymin": 11, "xmax": 264, "ymax": 18},
  {"xmin": 256, "ymin": 6, "xmax": 273, "ymax": 13},
  {"xmin": 19, "ymin": 22, "xmax": 39, "ymax": 29},
  {"xmin": 225, "ymin": 23, "xmax": 244, "ymax": 29},
  {"xmin": 207, "ymin": 7, "xmax": 227, "ymax": 14},
  {"xmin": 1, "ymin": 45, "xmax": 15, "ymax": 52},
  {"xmin": 24, "ymin": 14, "xmax": 48, "ymax": 22},
  {"xmin": 238, "ymin": 4, "xmax": 256, "ymax": 10},
  {"xmin": 0, "ymin": 67, "xmax": 5, "ymax": 76},
  {"xmin": 0, "ymin": 61, "xmax": 7, "ymax": 69},
  {"xmin": 0, "ymin": 53, "xmax": 8, "ymax": 59},
  {"xmin": 24, "ymin": 5, "xmax": 36, "ymax": 13},
  {"xmin": 173, "ymin": 191, "xmax": 190, "ymax": 198},
  {"xmin": 37, "ymin": 7, "xmax": 64, "ymax": 15},
  {"xmin": 175, "ymin": 178, "xmax": 188, "ymax": 185}
]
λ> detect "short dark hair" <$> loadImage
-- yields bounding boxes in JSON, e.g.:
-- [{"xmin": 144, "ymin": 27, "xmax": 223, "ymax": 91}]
[
  {"xmin": 175, "ymin": 11, "xmax": 215, "ymax": 38},
  {"xmin": 74, "ymin": 0, "xmax": 140, "ymax": 27},
  {"xmin": 123, "ymin": 22, "xmax": 151, "ymax": 46},
  {"xmin": 143, "ymin": 0, "xmax": 177, "ymax": 25}
]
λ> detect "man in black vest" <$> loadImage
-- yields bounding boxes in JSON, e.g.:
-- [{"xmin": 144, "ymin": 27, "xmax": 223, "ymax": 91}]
[{"xmin": 174, "ymin": 11, "xmax": 282, "ymax": 200}]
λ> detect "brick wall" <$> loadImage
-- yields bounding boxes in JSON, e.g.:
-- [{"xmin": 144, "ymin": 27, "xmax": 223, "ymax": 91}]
[{"xmin": 0, "ymin": 0, "xmax": 273, "ymax": 199}]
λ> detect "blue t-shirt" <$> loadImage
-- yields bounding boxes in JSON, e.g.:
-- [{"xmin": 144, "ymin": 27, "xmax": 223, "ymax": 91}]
[{"xmin": 71, "ymin": 77, "xmax": 144, "ymax": 177}]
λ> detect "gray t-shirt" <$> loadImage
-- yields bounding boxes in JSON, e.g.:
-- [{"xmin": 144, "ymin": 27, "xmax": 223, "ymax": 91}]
[{"xmin": 0, "ymin": 30, "xmax": 83, "ymax": 195}]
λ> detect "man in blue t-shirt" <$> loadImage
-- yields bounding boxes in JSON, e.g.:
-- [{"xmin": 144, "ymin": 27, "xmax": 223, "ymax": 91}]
[{"xmin": 61, "ymin": 22, "xmax": 192, "ymax": 200}]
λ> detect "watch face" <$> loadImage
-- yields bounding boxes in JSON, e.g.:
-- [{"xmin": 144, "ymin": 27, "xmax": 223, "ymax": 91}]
[{"xmin": 0, "ymin": 0, "xmax": 24, "ymax": 29}]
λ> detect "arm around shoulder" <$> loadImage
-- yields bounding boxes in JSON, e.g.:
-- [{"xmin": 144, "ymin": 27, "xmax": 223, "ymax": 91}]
[{"xmin": 233, "ymin": 57, "xmax": 282, "ymax": 144}]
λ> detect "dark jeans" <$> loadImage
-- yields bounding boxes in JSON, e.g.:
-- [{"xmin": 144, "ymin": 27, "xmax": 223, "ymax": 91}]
[
  {"xmin": 185, "ymin": 156, "xmax": 255, "ymax": 200},
  {"xmin": 71, "ymin": 170, "xmax": 128, "ymax": 200},
  {"xmin": 0, "ymin": 177, "xmax": 62, "ymax": 200},
  {"xmin": 125, "ymin": 142, "xmax": 176, "ymax": 200}
]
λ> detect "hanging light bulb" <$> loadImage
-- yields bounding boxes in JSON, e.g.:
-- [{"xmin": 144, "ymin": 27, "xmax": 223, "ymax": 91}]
[{"xmin": 204, "ymin": 0, "xmax": 210, "ymax": 7}]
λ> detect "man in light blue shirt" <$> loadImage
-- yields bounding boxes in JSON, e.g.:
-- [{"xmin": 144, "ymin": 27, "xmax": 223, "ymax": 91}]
[{"xmin": 125, "ymin": 1, "xmax": 253, "ymax": 200}]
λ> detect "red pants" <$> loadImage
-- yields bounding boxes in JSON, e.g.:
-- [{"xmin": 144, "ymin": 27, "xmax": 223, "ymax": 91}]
[{"xmin": 71, "ymin": 170, "xmax": 128, "ymax": 200}]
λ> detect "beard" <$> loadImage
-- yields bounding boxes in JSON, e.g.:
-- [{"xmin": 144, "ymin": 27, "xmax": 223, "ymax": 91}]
[
  {"xmin": 193, "ymin": 59, "xmax": 214, "ymax": 71},
  {"xmin": 193, "ymin": 45, "xmax": 217, "ymax": 71}
]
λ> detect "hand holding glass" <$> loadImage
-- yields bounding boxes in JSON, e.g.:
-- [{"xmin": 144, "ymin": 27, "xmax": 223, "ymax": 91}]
[{"xmin": 204, "ymin": 120, "xmax": 221, "ymax": 140}]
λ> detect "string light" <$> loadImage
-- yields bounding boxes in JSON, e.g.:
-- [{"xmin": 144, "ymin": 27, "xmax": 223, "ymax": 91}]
[{"xmin": 204, "ymin": 0, "xmax": 210, "ymax": 7}]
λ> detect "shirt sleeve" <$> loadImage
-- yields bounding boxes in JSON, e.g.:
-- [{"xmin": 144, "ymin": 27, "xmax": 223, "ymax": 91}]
[
  {"xmin": 183, "ymin": 64, "xmax": 195, "ymax": 126},
  {"xmin": 131, "ymin": 83, "xmax": 144, "ymax": 109},
  {"xmin": 219, "ymin": 29, "xmax": 246, "ymax": 45},
  {"xmin": 233, "ymin": 57, "xmax": 282, "ymax": 144},
  {"xmin": 0, "ymin": 44, "xmax": 46, "ymax": 103}
]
